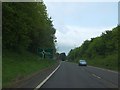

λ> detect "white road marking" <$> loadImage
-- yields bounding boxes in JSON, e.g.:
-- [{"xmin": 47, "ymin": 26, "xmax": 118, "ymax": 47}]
[
  {"xmin": 88, "ymin": 65, "xmax": 118, "ymax": 74},
  {"xmin": 34, "ymin": 63, "xmax": 61, "ymax": 90},
  {"xmin": 92, "ymin": 74, "xmax": 101, "ymax": 79},
  {"xmin": 81, "ymin": 68, "xmax": 85, "ymax": 71},
  {"xmin": 91, "ymin": 73, "xmax": 118, "ymax": 87}
]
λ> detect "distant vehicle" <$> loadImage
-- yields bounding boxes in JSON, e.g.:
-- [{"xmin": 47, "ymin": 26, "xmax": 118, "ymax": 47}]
[
  {"xmin": 78, "ymin": 60, "xmax": 87, "ymax": 66},
  {"xmin": 59, "ymin": 53, "xmax": 66, "ymax": 61}
]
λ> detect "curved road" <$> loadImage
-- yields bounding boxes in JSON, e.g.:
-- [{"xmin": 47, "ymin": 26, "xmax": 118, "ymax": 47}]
[{"xmin": 41, "ymin": 61, "xmax": 118, "ymax": 88}]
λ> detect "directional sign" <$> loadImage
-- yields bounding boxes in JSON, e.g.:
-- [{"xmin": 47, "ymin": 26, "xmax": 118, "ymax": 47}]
[{"xmin": 38, "ymin": 48, "xmax": 54, "ymax": 59}]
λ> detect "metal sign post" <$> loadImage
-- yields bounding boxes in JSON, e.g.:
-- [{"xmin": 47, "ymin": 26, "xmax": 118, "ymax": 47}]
[
  {"xmin": 42, "ymin": 50, "xmax": 45, "ymax": 59},
  {"xmin": 38, "ymin": 48, "xmax": 54, "ymax": 59}
]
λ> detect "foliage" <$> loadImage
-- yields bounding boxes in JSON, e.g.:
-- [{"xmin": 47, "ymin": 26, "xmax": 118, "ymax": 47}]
[
  {"xmin": 59, "ymin": 53, "xmax": 66, "ymax": 61},
  {"xmin": 67, "ymin": 26, "xmax": 119, "ymax": 71},
  {"xmin": 2, "ymin": 2, "xmax": 56, "ymax": 53},
  {"xmin": 2, "ymin": 2, "xmax": 58, "ymax": 87},
  {"xmin": 2, "ymin": 50, "xmax": 57, "ymax": 87}
]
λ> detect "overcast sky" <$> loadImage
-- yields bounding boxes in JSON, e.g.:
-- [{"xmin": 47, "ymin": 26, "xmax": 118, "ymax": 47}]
[{"xmin": 43, "ymin": 1, "xmax": 118, "ymax": 55}]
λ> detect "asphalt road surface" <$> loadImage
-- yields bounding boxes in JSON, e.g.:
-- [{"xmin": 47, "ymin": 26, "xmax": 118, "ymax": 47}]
[{"xmin": 41, "ymin": 61, "xmax": 118, "ymax": 88}]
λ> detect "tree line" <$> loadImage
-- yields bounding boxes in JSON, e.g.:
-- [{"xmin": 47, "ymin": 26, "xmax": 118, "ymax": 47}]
[
  {"xmin": 3, "ymin": 2, "xmax": 56, "ymax": 54},
  {"xmin": 67, "ymin": 26, "xmax": 119, "ymax": 62}
]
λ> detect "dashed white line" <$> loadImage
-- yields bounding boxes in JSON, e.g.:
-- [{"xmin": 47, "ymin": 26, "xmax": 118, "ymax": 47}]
[
  {"xmin": 34, "ymin": 64, "xmax": 61, "ymax": 90},
  {"xmin": 92, "ymin": 74, "xmax": 101, "ymax": 79},
  {"xmin": 91, "ymin": 73, "xmax": 118, "ymax": 87},
  {"xmin": 81, "ymin": 68, "xmax": 85, "ymax": 71}
]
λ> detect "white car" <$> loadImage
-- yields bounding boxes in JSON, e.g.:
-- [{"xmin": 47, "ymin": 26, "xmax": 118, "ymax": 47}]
[{"xmin": 78, "ymin": 60, "xmax": 87, "ymax": 66}]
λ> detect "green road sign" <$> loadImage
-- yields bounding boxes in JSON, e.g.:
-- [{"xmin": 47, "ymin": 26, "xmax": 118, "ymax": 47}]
[{"xmin": 38, "ymin": 48, "xmax": 54, "ymax": 59}]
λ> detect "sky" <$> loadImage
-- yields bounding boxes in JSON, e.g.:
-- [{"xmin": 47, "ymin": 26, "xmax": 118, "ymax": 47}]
[{"xmin": 43, "ymin": 1, "xmax": 118, "ymax": 55}]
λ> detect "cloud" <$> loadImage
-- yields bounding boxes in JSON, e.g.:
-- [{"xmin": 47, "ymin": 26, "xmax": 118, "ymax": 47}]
[
  {"xmin": 43, "ymin": 2, "xmax": 117, "ymax": 55},
  {"xmin": 55, "ymin": 25, "xmax": 116, "ymax": 55}
]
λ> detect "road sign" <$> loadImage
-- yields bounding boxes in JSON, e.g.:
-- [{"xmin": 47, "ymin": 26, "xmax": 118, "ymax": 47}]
[{"xmin": 38, "ymin": 48, "xmax": 54, "ymax": 59}]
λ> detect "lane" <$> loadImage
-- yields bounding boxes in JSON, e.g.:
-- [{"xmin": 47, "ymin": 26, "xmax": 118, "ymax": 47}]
[
  {"xmin": 41, "ymin": 61, "xmax": 118, "ymax": 88},
  {"xmin": 84, "ymin": 66, "xmax": 118, "ymax": 86}
]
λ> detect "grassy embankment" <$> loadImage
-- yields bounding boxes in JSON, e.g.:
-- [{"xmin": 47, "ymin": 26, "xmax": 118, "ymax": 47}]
[
  {"xmin": 73, "ymin": 53, "xmax": 118, "ymax": 71},
  {"xmin": 3, "ymin": 50, "xmax": 57, "ymax": 87},
  {"xmin": 86, "ymin": 54, "xmax": 118, "ymax": 71}
]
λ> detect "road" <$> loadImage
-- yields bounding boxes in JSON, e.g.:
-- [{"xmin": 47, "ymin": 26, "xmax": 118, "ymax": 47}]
[{"xmin": 41, "ymin": 61, "xmax": 118, "ymax": 88}]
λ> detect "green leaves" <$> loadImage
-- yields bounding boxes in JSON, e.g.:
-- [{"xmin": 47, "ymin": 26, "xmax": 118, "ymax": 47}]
[
  {"xmin": 68, "ymin": 26, "xmax": 118, "ymax": 62},
  {"xmin": 3, "ymin": 2, "xmax": 56, "ymax": 53}
]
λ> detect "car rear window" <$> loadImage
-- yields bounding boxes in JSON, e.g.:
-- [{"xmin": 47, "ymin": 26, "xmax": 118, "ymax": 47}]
[{"xmin": 80, "ymin": 60, "xmax": 85, "ymax": 62}]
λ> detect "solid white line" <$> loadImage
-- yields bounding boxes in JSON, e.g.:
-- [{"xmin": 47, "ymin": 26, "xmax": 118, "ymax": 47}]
[
  {"xmin": 34, "ymin": 64, "xmax": 61, "ymax": 90},
  {"xmin": 88, "ymin": 65, "xmax": 118, "ymax": 74}
]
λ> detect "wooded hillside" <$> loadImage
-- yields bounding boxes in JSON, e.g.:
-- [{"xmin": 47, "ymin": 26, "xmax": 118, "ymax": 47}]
[
  {"xmin": 3, "ymin": 2, "xmax": 56, "ymax": 54},
  {"xmin": 67, "ymin": 26, "xmax": 119, "ymax": 70}
]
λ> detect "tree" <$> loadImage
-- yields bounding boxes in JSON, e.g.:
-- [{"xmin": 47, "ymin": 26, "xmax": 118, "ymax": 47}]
[
  {"xmin": 59, "ymin": 53, "xmax": 66, "ymax": 61},
  {"xmin": 3, "ymin": 2, "xmax": 56, "ymax": 54},
  {"xmin": 67, "ymin": 26, "xmax": 118, "ymax": 62}
]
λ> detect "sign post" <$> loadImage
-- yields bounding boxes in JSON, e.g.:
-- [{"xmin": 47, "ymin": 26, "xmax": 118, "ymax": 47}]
[
  {"xmin": 38, "ymin": 48, "xmax": 54, "ymax": 59},
  {"xmin": 41, "ymin": 50, "xmax": 45, "ymax": 59}
]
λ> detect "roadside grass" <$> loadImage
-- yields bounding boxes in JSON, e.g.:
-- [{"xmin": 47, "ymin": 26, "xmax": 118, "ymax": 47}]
[
  {"xmin": 86, "ymin": 53, "xmax": 118, "ymax": 71},
  {"xmin": 69, "ymin": 53, "xmax": 118, "ymax": 72},
  {"xmin": 3, "ymin": 50, "xmax": 57, "ymax": 88}
]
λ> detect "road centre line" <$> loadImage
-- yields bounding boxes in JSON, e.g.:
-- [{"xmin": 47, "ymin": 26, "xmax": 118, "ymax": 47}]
[
  {"xmin": 92, "ymin": 73, "xmax": 101, "ymax": 79},
  {"xmin": 91, "ymin": 73, "xmax": 117, "ymax": 87}
]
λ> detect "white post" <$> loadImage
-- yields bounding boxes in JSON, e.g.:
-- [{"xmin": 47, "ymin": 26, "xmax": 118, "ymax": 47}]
[{"xmin": 42, "ymin": 50, "xmax": 45, "ymax": 59}]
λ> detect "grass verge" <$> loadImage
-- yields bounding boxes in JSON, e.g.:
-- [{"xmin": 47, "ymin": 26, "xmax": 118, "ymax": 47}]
[
  {"xmin": 69, "ymin": 53, "xmax": 118, "ymax": 72},
  {"xmin": 3, "ymin": 50, "xmax": 57, "ymax": 88},
  {"xmin": 86, "ymin": 54, "xmax": 118, "ymax": 71}
]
